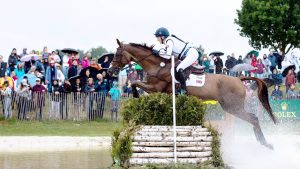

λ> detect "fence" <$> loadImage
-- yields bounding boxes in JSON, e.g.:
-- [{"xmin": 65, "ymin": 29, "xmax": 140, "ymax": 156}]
[{"xmin": 0, "ymin": 92, "xmax": 120, "ymax": 121}]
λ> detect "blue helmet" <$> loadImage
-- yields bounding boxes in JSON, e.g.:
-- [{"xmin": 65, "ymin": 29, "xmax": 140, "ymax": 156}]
[{"xmin": 154, "ymin": 27, "xmax": 170, "ymax": 37}]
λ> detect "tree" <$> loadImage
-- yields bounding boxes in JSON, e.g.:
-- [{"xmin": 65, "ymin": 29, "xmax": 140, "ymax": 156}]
[
  {"xmin": 235, "ymin": 0, "xmax": 300, "ymax": 55},
  {"xmin": 89, "ymin": 46, "xmax": 108, "ymax": 59}
]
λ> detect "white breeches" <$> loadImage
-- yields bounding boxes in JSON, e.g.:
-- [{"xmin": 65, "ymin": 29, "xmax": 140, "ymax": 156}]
[{"xmin": 176, "ymin": 48, "xmax": 198, "ymax": 71}]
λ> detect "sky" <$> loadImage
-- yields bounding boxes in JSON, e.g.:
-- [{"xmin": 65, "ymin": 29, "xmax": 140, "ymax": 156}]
[{"xmin": 0, "ymin": 0, "xmax": 272, "ymax": 60}]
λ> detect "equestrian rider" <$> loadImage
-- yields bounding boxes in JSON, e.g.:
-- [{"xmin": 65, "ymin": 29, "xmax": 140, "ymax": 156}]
[{"xmin": 154, "ymin": 27, "xmax": 199, "ymax": 94}]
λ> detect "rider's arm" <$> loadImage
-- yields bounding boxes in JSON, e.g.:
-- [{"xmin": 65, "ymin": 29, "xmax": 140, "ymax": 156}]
[{"xmin": 159, "ymin": 39, "xmax": 174, "ymax": 59}]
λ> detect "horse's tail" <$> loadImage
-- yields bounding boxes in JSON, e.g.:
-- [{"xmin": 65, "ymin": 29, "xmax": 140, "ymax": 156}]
[{"xmin": 239, "ymin": 76, "xmax": 277, "ymax": 124}]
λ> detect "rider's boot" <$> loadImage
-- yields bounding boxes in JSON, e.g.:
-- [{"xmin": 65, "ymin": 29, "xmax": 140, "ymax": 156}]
[{"xmin": 176, "ymin": 68, "xmax": 187, "ymax": 95}]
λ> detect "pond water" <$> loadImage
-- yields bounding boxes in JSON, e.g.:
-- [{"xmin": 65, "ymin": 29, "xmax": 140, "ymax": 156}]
[{"xmin": 0, "ymin": 149, "xmax": 112, "ymax": 169}]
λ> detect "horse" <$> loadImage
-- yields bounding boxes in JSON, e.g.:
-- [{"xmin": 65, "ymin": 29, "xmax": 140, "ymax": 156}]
[{"xmin": 108, "ymin": 39, "xmax": 277, "ymax": 149}]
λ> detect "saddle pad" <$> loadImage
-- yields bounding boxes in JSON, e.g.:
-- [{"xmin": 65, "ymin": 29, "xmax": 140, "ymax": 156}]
[{"xmin": 186, "ymin": 74, "xmax": 205, "ymax": 87}]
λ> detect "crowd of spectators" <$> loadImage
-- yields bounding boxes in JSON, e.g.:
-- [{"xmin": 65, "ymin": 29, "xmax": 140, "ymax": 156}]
[{"xmin": 200, "ymin": 49, "xmax": 300, "ymax": 100}]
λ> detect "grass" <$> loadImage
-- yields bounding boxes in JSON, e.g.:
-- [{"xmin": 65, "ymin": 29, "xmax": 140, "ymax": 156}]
[{"xmin": 0, "ymin": 118, "xmax": 122, "ymax": 136}]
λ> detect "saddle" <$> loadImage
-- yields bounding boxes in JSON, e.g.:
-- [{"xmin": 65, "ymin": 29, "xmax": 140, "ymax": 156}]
[{"xmin": 182, "ymin": 65, "xmax": 205, "ymax": 80}]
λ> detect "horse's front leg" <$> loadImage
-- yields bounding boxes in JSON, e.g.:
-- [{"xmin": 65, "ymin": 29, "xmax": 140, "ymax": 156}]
[{"xmin": 131, "ymin": 81, "xmax": 159, "ymax": 98}]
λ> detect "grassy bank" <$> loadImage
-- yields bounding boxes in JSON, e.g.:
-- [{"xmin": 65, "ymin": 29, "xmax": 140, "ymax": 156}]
[{"xmin": 0, "ymin": 118, "xmax": 122, "ymax": 136}]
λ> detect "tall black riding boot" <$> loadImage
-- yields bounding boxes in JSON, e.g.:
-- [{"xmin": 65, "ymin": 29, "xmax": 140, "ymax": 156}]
[{"xmin": 176, "ymin": 68, "xmax": 187, "ymax": 95}]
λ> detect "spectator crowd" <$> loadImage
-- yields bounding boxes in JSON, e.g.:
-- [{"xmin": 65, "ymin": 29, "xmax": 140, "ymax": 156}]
[{"xmin": 0, "ymin": 46, "xmax": 299, "ymax": 121}]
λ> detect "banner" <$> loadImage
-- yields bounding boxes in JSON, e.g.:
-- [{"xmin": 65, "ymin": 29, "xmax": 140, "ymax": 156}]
[{"xmin": 270, "ymin": 100, "xmax": 300, "ymax": 120}]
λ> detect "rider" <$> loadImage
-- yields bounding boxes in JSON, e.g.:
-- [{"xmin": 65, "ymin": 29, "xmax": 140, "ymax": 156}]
[{"xmin": 154, "ymin": 27, "xmax": 199, "ymax": 94}]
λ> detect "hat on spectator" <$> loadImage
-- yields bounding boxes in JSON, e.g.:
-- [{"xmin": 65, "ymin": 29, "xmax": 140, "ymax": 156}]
[{"xmin": 36, "ymin": 78, "xmax": 41, "ymax": 81}]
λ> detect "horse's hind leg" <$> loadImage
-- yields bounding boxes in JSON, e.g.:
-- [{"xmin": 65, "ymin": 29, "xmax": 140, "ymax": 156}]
[{"xmin": 235, "ymin": 109, "xmax": 273, "ymax": 150}]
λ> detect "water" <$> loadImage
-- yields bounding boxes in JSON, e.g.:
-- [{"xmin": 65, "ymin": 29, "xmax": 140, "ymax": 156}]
[
  {"xmin": 221, "ymin": 119, "xmax": 300, "ymax": 169},
  {"xmin": 0, "ymin": 149, "xmax": 112, "ymax": 169}
]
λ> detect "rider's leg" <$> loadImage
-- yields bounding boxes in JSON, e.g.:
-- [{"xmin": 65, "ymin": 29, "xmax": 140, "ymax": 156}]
[{"xmin": 176, "ymin": 48, "xmax": 199, "ymax": 94}]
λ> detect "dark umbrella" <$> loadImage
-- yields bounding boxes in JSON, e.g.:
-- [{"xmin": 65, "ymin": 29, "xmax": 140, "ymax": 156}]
[
  {"xmin": 61, "ymin": 48, "xmax": 78, "ymax": 54},
  {"xmin": 209, "ymin": 51, "xmax": 224, "ymax": 56},
  {"xmin": 246, "ymin": 50, "xmax": 259, "ymax": 58},
  {"xmin": 68, "ymin": 75, "xmax": 81, "ymax": 85},
  {"xmin": 79, "ymin": 66, "xmax": 101, "ymax": 79},
  {"xmin": 282, "ymin": 65, "xmax": 296, "ymax": 77},
  {"xmin": 98, "ymin": 53, "xmax": 114, "ymax": 64}
]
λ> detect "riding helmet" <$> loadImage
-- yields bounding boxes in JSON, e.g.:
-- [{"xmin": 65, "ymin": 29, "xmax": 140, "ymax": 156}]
[{"xmin": 154, "ymin": 27, "xmax": 170, "ymax": 37}]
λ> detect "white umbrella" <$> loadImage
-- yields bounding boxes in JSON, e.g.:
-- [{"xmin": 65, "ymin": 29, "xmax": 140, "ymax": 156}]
[
  {"xmin": 231, "ymin": 63, "xmax": 256, "ymax": 72},
  {"xmin": 20, "ymin": 54, "xmax": 38, "ymax": 62}
]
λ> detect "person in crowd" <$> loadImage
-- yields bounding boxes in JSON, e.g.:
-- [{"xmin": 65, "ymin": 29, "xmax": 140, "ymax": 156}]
[
  {"xmin": 85, "ymin": 78, "xmax": 95, "ymax": 120},
  {"xmin": 0, "ymin": 55, "xmax": 7, "ymax": 78},
  {"xmin": 16, "ymin": 79, "xmax": 31, "ymax": 120},
  {"xmin": 59, "ymin": 79, "xmax": 72, "ymax": 119},
  {"xmin": 8, "ymin": 48, "xmax": 18, "ymax": 73},
  {"xmin": 214, "ymin": 55, "xmax": 223, "ymax": 74},
  {"xmin": 68, "ymin": 53, "xmax": 80, "ymax": 68},
  {"xmin": 286, "ymin": 84, "xmax": 298, "ymax": 99},
  {"xmin": 109, "ymin": 81, "xmax": 121, "ymax": 122},
  {"xmin": 81, "ymin": 69, "xmax": 91, "ymax": 87},
  {"xmin": 42, "ymin": 58, "xmax": 49, "ymax": 73},
  {"xmin": 45, "ymin": 60, "xmax": 58, "ymax": 92},
  {"xmin": 1, "ymin": 81, "xmax": 12, "ymax": 119},
  {"xmin": 255, "ymin": 58, "xmax": 265, "ymax": 78},
  {"xmin": 262, "ymin": 54, "xmax": 271, "ymax": 78},
  {"xmin": 50, "ymin": 79, "xmax": 61, "ymax": 119},
  {"xmin": 42, "ymin": 46, "xmax": 50, "ymax": 60},
  {"xmin": 243, "ymin": 54, "xmax": 252, "ymax": 76},
  {"xmin": 62, "ymin": 54, "xmax": 69, "ymax": 78},
  {"xmin": 33, "ymin": 56, "xmax": 45, "ymax": 74},
  {"xmin": 90, "ymin": 58, "xmax": 101, "ymax": 70},
  {"xmin": 271, "ymin": 84, "xmax": 283, "ymax": 100},
  {"xmin": 250, "ymin": 56, "xmax": 258, "ymax": 77},
  {"xmin": 27, "ymin": 66, "xmax": 36, "ymax": 75},
  {"xmin": 95, "ymin": 74, "xmax": 107, "ymax": 118},
  {"xmin": 77, "ymin": 63, "xmax": 82, "ymax": 75},
  {"xmin": 271, "ymin": 69, "xmax": 283, "ymax": 86},
  {"xmin": 285, "ymin": 69, "xmax": 296, "ymax": 94},
  {"xmin": 202, "ymin": 55, "xmax": 210, "ymax": 73},
  {"xmin": 20, "ymin": 48, "xmax": 27, "ymax": 58},
  {"xmin": 56, "ymin": 64, "xmax": 65, "ymax": 86},
  {"xmin": 236, "ymin": 55, "xmax": 243, "ymax": 64},
  {"xmin": 124, "ymin": 80, "xmax": 133, "ymax": 97},
  {"xmin": 71, "ymin": 78, "xmax": 82, "ymax": 120},
  {"xmin": 15, "ymin": 63, "xmax": 25, "ymax": 84},
  {"xmin": 127, "ymin": 68, "xmax": 138, "ymax": 83},
  {"xmin": 276, "ymin": 51, "xmax": 285, "ymax": 70},
  {"xmin": 227, "ymin": 54, "xmax": 237, "ymax": 76},
  {"xmin": 32, "ymin": 78, "xmax": 46, "ymax": 120},
  {"xmin": 10, "ymin": 71, "xmax": 17, "ymax": 81},
  {"xmin": 134, "ymin": 64, "xmax": 143, "ymax": 81},
  {"xmin": 268, "ymin": 49, "xmax": 277, "ymax": 73},
  {"xmin": 68, "ymin": 60, "xmax": 78, "ymax": 78},
  {"xmin": 118, "ymin": 67, "xmax": 128, "ymax": 90},
  {"xmin": 297, "ymin": 67, "xmax": 300, "ymax": 90},
  {"xmin": 81, "ymin": 54, "xmax": 90, "ymax": 69},
  {"xmin": 208, "ymin": 55, "xmax": 215, "ymax": 74}
]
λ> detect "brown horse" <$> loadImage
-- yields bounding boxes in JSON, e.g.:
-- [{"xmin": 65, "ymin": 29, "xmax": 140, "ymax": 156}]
[{"xmin": 108, "ymin": 39, "xmax": 277, "ymax": 149}]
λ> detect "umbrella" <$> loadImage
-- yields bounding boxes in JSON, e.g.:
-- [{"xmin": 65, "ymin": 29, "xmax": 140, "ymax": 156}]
[
  {"xmin": 246, "ymin": 50, "xmax": 259, "ymax": 58},
  {"xmin": 231, "ymin": 63, "xmax": 256, "ymax": 72},
  {"xmin": 68, "ymin": 75, "xmax": 81, "ymax": 85},
  {"xmin": 209, "ymin": 51, "xmax": 224, "ymax": 56},
  {"xmin": 61, "ymin": 48, "xmax": 78, "ymax": 54},
  {"xmin": 79, "ymin": 66, "xmax": 101, "ymax": 79},
  {"xmin": 98, "ymin": 53, "xmax": 114, "ymax": 64},
  {"xmin": 18, "ymin": 74, "xmax": 37, "ymax": 87},
  {"xmin": 282, "ymin": 65, "xmax": 296, "ymax": 77},
  {"xmin": 20, "ymin": 54, "xmax": 39, "ymax": 62}
]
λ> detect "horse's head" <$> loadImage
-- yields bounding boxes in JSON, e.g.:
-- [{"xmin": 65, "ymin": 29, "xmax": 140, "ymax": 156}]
[{"xmin": 108, "ymin": 39, "xmax": 133, "ymax": 76}]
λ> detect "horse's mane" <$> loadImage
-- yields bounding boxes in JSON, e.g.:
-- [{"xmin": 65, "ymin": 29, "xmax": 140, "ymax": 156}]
[{"xmin": 129, "ymin": 43, "xmax": 153, "ymax": 51}]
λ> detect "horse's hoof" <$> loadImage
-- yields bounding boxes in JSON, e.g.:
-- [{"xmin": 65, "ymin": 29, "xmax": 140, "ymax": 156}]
[{"xmin": 264, "ymin": 143, "xmax": 274, "ymax": 150}]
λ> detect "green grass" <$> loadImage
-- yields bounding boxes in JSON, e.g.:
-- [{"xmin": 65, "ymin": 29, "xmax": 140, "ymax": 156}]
[{"xmin": 0, "ymin": 118, "xmax": 122, "ymax": 136}]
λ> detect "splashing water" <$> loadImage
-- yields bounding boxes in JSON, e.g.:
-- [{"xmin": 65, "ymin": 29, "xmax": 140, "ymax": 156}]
[{"xmin": 221, "ymin": 120, "xmax": 300, "ymax": 169}]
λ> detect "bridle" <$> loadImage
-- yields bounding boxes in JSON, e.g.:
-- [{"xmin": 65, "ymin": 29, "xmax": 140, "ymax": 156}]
[{"xmin": 112, "ymin": 44, "xmax": 171, "ymax": 83}]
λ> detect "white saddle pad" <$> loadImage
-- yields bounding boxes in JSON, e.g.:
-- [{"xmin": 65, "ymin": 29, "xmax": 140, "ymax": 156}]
[{"xmin": 175, "ymin": 74, "xmax": 206, "ymax": 87}]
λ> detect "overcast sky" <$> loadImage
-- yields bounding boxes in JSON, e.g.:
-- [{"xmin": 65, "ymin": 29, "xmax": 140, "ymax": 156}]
[{"xmin": 0, "ymin": 0, "xmax": 271, "ymax": 60}]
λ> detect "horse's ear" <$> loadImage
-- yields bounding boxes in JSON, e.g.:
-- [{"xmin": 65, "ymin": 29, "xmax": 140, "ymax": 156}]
[{"xmin": 116, "ymin": 39, "xmax": 122, "ymax": 47}]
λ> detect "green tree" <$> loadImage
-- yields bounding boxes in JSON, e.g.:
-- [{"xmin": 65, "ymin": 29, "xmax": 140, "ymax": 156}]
[
  {"xmin": 235, "ymin": 0, "xmax": 300, "ymax": 54},
  {"xmin": 89, "ymin": 46, "xmax": 107, "ymax": 59}
]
